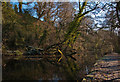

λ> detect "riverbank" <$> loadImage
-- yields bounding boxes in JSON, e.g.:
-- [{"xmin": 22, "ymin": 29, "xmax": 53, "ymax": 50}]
[{"xmin": 83, "ymin": 53, "xmax": 120, "ymax": 81}]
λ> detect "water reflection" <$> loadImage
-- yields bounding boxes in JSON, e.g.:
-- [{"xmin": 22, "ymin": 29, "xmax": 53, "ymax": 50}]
[
  {"xmin": 38, "ymin": 74, "xmax": 62, "ymax": 82},
  {"xmin": 52, "ymin": 74, "xmax": 62, "ymax": 80}
]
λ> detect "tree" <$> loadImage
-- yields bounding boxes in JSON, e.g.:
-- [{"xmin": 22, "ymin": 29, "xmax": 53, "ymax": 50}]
[
  {"xmin": 18, "ymin": 0, "xmax": 23, "ymax": 13},
  {"xmin": 116, "ymin": 1, "xmax": 120, "ymax": 27}
]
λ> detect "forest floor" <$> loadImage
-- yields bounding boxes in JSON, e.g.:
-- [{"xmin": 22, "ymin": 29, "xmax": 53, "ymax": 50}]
[{"xmin": 83, "ymin": 53, "xmax": 120, "ymax": 81}]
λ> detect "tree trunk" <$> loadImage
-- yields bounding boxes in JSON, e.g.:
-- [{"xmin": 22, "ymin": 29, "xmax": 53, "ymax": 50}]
[
  {"xmin": 116, "ymin": 1, "xmax": 120, "ymax": 27},
  {"xmin": 18, "ymin": 0, "xmax": 22, "ymax": 13}
]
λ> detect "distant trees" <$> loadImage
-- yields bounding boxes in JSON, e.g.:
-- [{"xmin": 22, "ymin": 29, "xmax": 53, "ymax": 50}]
[
  {"xmin": 97, "ymin": 2, "xmax": 120, "ymax": 52},
  {"xmin": 96, "ymin": 2, "xmax": 120, "ymax": 32}
]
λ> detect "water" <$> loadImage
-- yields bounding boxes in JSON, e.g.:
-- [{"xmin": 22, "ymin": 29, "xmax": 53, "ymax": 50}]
[
  {"xmin": 86, "ymin": 66, "xmax": 89, "ymax": 74},
  {"xmin": 38, "ymin": 74, "xmax": 62, "ymax": 81}
]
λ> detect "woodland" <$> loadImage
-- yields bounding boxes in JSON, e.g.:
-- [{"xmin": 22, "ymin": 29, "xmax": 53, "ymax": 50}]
[{"xmin": 2, "ymin": 1, "xmax": 120, "ymax": 81}]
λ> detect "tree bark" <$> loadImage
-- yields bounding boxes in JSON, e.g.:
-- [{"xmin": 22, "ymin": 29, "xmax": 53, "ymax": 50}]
[
  {"xmin": 18, "ymin": 0, "xmax": 22, "ymax": 13},
  {"xmin": 116, "ymin": 1, "xmax": 120, "ymax": 27}
]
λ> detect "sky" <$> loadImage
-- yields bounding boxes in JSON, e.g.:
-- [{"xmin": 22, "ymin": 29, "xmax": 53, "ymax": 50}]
[
  {"xmin": 10, "ymin": 1, "xmax": 120, "ymax": 34},
  {"xmin": 8, "ymin": 0, "xmax": 117, "ymax": 2},
  {"xmin": 10, "ymin": 1, "xmax": 113, "ymax": 29}
]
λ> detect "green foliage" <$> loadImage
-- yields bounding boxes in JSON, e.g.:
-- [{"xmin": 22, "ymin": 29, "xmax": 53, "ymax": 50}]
[
  {"xmin": 15, "ymin": 50, "xmax": 23, "ymax": 56},
  {"xmin": 64, "ymin": 1, "xmax": 88, "ymax": 47},
  {"xmin": 2, "ymin": 3, "xmax": 38, "ymax": 50}
]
